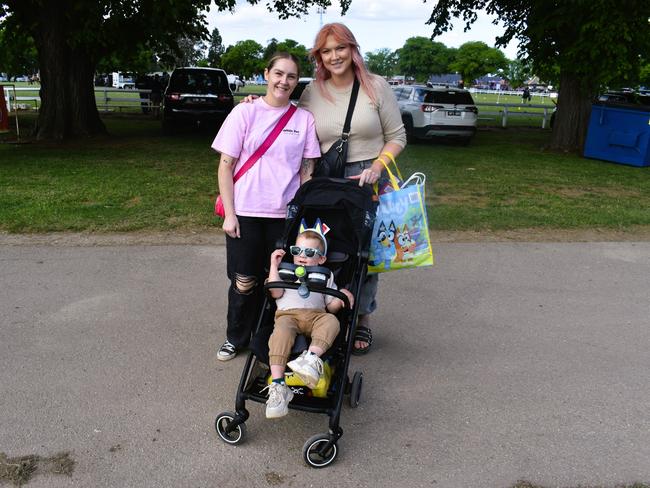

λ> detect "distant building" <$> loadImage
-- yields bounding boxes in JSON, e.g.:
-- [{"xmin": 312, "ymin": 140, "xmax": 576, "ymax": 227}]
[
  {"xmin": 427, "ymin": 74, "xmax": 462, "ymax": 86},
  {"xmin": 474, "ymin": 75, "xmax": 509, "ymax": 90}
]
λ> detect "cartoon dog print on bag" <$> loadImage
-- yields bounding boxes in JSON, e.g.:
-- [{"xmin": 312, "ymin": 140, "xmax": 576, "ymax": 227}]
[
  {"xmin": 370, "ymin": 220, "xmax": 396, "ymax": 270},
  {"xmin": 393, "ymin": 224, "xmax": 416, "ymax": 263}
]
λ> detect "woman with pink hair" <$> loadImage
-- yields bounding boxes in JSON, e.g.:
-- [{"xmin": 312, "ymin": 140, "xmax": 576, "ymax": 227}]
[{"xmin": 300, "ymin": 22, "xmax": 407, "ymax": 354}]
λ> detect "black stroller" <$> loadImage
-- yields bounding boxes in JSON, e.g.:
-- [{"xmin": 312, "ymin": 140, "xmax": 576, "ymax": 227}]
[{"xmin": 215, "ymin": 178, "xmax": 376, "ymax": 468}]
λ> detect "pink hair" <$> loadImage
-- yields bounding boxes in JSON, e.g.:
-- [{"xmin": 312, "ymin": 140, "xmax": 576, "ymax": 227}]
[{"xmin": 310, "ymin": 23, "xmax": 377, "ymax": 104}]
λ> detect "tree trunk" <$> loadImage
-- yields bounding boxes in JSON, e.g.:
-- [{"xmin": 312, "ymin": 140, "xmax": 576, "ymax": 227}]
[
  {"xmin": 31, "ymin": 2, "xmax": 105, "ymax": 140},
  {"xmin": 549, "ymin": 72, "xmax": 594, "ymax": 153}
]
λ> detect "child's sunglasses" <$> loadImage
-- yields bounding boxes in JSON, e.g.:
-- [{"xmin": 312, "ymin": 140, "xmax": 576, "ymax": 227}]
[{"xmin": 289, "ymin": 246, "xmax": 324, "ymax": 258}]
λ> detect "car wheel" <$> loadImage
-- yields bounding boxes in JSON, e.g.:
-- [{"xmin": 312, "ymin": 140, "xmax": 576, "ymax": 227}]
[{"xmin": 402, "ymin": 116, "xmax": 417, "ymax": 144}]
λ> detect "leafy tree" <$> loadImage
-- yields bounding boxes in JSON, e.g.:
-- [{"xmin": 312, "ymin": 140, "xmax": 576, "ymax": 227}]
[
  {"xmin": 503, "ymin": 58, "xmax": 531, "ymax": 88},
  {"xmin": 427, "ymin": 0, "xmax": 650, "ymax": 152},
  {"xmin": 0, "ymin": 26, "xmax": 38, "ymax": 80},
  {"xmin": 207, "ymin": 27, "xmax": 225, "ymax": 67},
  {"xmin": 364, "ymin": 48, "xmax": 398, "ymax": 77},
  {"xmin": 0, "ymin": 0, "xmax": 348, "ymax": 141},
  {"xmin": 168, "ymin": 35, "xmax": 207, "ymax": 68},
  {"xmin": 640, "ymin": 61, "xmax": 650, "ymax": 88},
  {"xmin": 275, "ymin": 39, "xmax": 311, "ymax": 76},
  {"xmin": 397, "ymin": 37, "xmax": 455, "ymax": 82},
  {"xmin": 221, "ymin": 40, "xmax": 264, "ymax": 78},
  {"xmin": 449, "ymin": 41, "xmax": 507, "ymax": 86},
  {"xmin": 96, "ymin": 47, "xmax": 160, "ymax": 80},
  {"xmin": 263, "ymin": 38, "xmax": 279, "ymax": 61}
]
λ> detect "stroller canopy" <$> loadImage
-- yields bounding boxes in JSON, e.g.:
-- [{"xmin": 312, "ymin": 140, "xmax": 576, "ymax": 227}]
[{"xmin": 284, "ymin": 178, "xmax": 376, "ymax": 256}]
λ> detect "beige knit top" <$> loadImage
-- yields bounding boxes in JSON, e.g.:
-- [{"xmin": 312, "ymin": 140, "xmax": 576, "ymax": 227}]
[{"xmin": 299, "ymin": 75, "xmax": 406, "ymax": 163}]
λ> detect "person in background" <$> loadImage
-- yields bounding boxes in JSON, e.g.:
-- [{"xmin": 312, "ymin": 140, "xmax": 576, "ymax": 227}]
[{"xmin": 211, "ymin": 52, "xmax": 321, "ymax": 361}]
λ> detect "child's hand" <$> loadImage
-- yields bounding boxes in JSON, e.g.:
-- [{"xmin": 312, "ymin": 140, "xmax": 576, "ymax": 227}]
[
  {"xmin": 270, "ymin": 249, "xmax": 286, "ymax": 269},
  {"xmin": 340, "ymin": 288, "xmax": 354, "ymax": 308}
]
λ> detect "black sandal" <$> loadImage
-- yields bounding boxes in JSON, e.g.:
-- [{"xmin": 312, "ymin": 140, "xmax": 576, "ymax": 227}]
[{"xmin": 352, "ymin": 325, "xmax": 373, "ymax": 355}]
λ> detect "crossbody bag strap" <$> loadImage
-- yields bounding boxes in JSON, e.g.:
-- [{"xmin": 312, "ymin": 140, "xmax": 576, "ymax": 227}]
[
  {"xmin": 232, "ymin": 103, "xmax": 297, "ymax": 183},
  {"xmin": 340, "ymin": 78, "xmax": 360, "ymax": 142}
]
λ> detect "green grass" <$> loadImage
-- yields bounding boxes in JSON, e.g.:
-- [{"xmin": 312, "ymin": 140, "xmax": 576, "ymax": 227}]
[
  {"xmin": 405, "ymin": 130, "xmax": 650, "ymax": 230},
  {"xmin": 1, "ymin": 113, "xmax": 649, "ymax": 234}
]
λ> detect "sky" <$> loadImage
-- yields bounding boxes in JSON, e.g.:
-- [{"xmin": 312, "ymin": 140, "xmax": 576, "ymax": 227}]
[{"xmin": 205, "ymin": 0, "xmax": 520, "ymax": 59}]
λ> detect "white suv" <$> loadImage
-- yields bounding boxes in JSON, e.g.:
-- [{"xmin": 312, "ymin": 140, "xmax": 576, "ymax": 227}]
[{"xmin": 393, "ymin": 85, "xmax": 478, "ymax": 144}]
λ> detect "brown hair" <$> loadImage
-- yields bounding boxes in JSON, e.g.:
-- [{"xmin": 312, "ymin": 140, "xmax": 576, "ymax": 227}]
[{"xmin": 266, "ymin": 52, "xmax": 301, "ymax": 75}]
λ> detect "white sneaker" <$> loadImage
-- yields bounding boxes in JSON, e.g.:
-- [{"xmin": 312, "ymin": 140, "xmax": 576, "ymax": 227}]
[
  {"xmin": 262, "ymin": 382, "xmax": 294, "ymax": 419},
  {"xmin": 287, "ymin": 351, "xmax": 323, "ymax": 389}
]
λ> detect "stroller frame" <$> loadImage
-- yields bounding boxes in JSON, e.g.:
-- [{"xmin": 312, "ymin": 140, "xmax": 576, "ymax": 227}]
[{"xmin": 215, "ymin": 178, "xmax": 375, "ymax": 468}]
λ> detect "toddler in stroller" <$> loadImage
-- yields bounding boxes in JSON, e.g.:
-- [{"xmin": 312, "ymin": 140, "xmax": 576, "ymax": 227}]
[
  {"xmin": 264, "ymin": 219, "xmax": 354, "ymax": 418},
  {"xmin": 215, "ymin": 178, "xmax": 376, "ymax": 468}
]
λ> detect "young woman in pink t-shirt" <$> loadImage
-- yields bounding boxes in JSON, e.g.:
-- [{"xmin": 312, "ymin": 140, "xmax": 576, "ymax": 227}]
[{"xmin": 211, "ymin": 53, "xmax": 321, "ymax": 361}]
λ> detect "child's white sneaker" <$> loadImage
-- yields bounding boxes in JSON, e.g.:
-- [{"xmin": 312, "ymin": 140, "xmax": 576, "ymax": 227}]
[
  {"xmin": 263, "ymin": 382, "xmax": 294, "ymax": 419},
  {"xmin": 287, "ymin": 351, "xmax": 323, "ymax": 389}
]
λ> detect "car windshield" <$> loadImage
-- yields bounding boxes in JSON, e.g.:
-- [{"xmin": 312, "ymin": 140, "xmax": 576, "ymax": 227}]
[
  {"xmin": 418, "ymin": 89, "xmax": 474, "ymax": 105},
  {"xmin": 169, "ymin": 71, "xmax": 227, "ymax": 94}
]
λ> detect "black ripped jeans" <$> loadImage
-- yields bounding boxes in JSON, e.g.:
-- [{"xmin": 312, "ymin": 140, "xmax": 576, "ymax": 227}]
[{"xmin": 225, "ymin": 216, "xmax": 285, "ymax": 349}]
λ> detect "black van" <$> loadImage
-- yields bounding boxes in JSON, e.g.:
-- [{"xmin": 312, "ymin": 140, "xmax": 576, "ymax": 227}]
[{"xmin": 162, "ymin": 67, "xmax": 234, "ymax": 133}]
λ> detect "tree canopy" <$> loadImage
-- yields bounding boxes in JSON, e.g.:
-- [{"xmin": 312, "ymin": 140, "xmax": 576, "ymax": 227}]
[
  {"xmin": 0, "ymin": 25, "xmax": 38, "ymax": 80},
  {"xmin": 0, "ymin": 0, "xmax": 348, "ymax": 140},
  {"xmin": 450, "ymin": 41, "xmax": 507, "ymax": 85},
  {"xmin": 275, "ymin": 39, "xmax": 311, "ymax": 76},
  {"xmin": 503, "ymin": 58, "xmax": 532, "ymax": 89},
  {"xmin": 364, "ymin": 48, "xmax": 399, "ymax": 78},
  {"xmin": 207, "ymin": 28, "xmax": 225, "ymax": 67},
  {"xmin": 427, "ymin": 0, "xmax": 650, "ymax": 151},
  {"xmin": 397, "ymin": 37, "xmax": 456, "ymax": 82},
  {"xmin": 221, "ymin": 40, "xmax": 264, "ymax": 77}
]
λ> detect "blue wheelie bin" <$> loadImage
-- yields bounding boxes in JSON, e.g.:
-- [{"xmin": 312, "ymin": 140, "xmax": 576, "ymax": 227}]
[{"xmin": 583, "ymin": 101, "xmax": 650, "ymax": 167}]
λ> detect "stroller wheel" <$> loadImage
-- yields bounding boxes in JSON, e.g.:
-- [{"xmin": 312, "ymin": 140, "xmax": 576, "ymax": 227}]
[
  {"xmin": 215, "ymin": 411, "xmax": 246, "ymax": 445},
  {"xmin": 302, "ymin": 433, "xmax": 338, "ymax": 468},
  {"xmin": 349, "ymin": 371, "xmax": 363, "ymax": 408}
]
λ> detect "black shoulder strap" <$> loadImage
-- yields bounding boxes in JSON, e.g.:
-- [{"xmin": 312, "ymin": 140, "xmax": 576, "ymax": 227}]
[{"xmin": 341, "ymin": 78, "xmax": 360, "ymax": 141}]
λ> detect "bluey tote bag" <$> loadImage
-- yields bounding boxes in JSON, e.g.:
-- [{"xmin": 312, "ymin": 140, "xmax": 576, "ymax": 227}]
[{"xmin": 368, "ymin": 156, "xmax": 434, "ymax": 274}]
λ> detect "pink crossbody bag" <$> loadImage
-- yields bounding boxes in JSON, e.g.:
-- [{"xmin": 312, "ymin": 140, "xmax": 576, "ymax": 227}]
[{"xmin": 214, "ymin": 104, "xmax": 297, "ymax": 217}]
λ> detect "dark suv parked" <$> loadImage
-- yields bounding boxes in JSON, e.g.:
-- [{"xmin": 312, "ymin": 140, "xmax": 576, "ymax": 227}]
[{"xmin": 162, "ymin": 67, "xmax": 234, "ymax": 133}]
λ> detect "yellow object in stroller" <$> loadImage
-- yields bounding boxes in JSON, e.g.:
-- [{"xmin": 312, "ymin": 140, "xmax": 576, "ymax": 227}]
[{"xmin": 266, "ymin": 360, "xmax": 333, "ymax": 399}]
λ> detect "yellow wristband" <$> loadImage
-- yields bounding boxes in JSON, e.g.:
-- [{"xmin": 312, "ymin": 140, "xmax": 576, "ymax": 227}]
[{"xmin": 381, "ymin": 151, "xmax": 395, "ymax": 161}]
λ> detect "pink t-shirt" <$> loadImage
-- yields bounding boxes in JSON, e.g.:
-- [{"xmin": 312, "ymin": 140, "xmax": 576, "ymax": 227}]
[{"xmin": 211, "ymin": 98, "xmax": 321, "ymax": 218}]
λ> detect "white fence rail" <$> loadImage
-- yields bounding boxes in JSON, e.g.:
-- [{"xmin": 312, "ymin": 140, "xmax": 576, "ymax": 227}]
[
  {"xmin": 475, "ymin": 102, "xmax": 554, "ymax": 128},
  {"xmin": 1, "ymin": 85, "xmax": 154, "ymax": 112},
  {"xmin": 469, "ymin": 88, "xmax": 558, "ymax": 99},
  {"xmin": 3, "ymin": 85, "xmax": 554, "ymax": 129}
]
